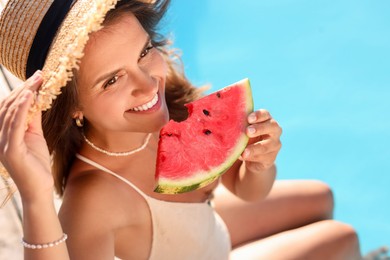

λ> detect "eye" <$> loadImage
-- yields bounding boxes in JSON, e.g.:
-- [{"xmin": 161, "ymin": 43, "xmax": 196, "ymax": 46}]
[
  {"xmin": 139, "ymin": 43, "xmax": 154, "ymax": 60},
  {"xmin": 103, "ymin": 75, "xmax": 119, "ymax": 89}
]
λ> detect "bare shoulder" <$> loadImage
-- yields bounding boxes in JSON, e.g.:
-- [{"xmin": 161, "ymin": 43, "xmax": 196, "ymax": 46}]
[
  {"xmin": 60, "ymin": 167, "xmax": 149, "ymax": 226},
  {"xmin": 58, "ymin": 167, "xmax": 151, "ymax": 257}
]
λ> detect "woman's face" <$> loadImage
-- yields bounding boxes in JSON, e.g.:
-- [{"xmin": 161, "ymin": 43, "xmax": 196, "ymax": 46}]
[{"xmin": 76, "ymin": 13, "xmax": 169, "ymax": 134}]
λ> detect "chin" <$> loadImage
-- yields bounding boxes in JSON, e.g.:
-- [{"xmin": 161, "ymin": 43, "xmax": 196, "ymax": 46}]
[
  {"xmin": 152, "ymin": 112, "xmax": 170, "ymax": 132},
  {"xmin": 145, "ymin": 105, "xmax": 170, "ymax": 133}
]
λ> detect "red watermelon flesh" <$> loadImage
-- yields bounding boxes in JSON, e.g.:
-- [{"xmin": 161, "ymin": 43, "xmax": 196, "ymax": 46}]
[{"xmin": 154, "ymin": 78, "xmax": 253, "ymax": 194}]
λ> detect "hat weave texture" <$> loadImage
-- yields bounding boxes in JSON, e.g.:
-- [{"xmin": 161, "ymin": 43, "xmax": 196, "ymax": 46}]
[
  {"xmin": 0, "ymin": 0, "xmax": 119, "ymax": 192},
  {"xmin": 0, "ymin": 0, "xmax": 119, "ymax": 114}
]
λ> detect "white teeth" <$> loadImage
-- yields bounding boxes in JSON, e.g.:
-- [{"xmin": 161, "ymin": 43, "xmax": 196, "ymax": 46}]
[{"xmin": 131, "ymin": 94, "xmax": 159, "ymax": 112}]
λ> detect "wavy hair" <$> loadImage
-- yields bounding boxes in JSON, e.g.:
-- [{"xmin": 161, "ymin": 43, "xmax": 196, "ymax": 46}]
[{"xmin": 42, "ymin": 0, "xmax": 203, "ymax": 195}]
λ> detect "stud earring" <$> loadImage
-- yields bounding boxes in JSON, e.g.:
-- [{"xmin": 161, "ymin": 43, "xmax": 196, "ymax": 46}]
[{"xmin": 75, "ymin": 117, "xmax": 84, "ymax": 127}]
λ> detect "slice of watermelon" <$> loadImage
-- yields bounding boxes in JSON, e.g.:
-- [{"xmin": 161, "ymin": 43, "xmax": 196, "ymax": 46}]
[{"xmin": 155, "ymin": 78, "xmax": 254, "ymax": 194}]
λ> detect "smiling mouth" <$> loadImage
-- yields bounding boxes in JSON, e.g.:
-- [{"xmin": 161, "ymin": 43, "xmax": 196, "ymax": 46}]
[{"xmin": 129, "ymin": 93, "xmax": 159, "ymax": 112}]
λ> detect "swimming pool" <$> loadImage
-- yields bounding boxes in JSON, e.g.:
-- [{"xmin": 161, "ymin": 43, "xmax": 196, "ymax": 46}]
[
  {"xmin": 0, "ymin": 0, "xmax": 388, "ymax": 255},
  {"xmin": 168, "ymin": 0, "xmax": 390, "ymax": 254}
]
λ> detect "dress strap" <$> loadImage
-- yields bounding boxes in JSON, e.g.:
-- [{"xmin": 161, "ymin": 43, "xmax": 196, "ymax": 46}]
[{"xmin": 75, "ymin": 153, "xmax": 149, "ymax": 199}]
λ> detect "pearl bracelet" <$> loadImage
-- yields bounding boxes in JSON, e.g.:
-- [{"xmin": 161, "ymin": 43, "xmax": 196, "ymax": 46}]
[{"xmin": 21, "ymin": 233, "xmax": 68, "ymax": 249}]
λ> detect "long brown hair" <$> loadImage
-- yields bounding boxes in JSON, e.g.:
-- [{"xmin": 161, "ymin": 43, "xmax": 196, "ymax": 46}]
[{"xmin": 42, "ymin": 0, "xmax": 203, "ymax": 195}]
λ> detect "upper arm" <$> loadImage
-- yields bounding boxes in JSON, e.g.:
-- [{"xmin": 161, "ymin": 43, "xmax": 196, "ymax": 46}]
[
  {"xmin": 58, "ymin": 175, "xmax": 122, "ymax": 259},
  {"xmin": 59, "ymin": 168, "xmax": 153, "ymax": 259}
]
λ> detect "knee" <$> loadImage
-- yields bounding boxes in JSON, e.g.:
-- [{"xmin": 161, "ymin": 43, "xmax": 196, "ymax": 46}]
[
  {"xmin": 308, "ymin": 180, "xmax": 335, "ymax": 219},
  {"xmin": 335, "ymin": 221, "xmax": 359, "ymax": 245},
  {"xmin": 327, "ymin": 220, "xmax": 361, "ymax": 258},
  {"xmin": 307, "ymin": 220, "xmax": 361, "ymax": 259}
]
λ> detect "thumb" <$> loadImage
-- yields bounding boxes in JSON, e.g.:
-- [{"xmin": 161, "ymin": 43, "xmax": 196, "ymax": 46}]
[
  {"xmin": 25, "ymin": 93, "xmax": 44, "ymax": 135},
  {"xmin": 24, "ymin": 71, "xmax": 44, "ymax": 133},
  {"xmin": 27, "ymin": 108, "xmax": 43, "ymax": 135}
]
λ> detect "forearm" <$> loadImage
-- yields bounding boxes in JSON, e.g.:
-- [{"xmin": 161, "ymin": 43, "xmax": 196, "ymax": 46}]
[
  {"xmin": 234, "ymin": 163, "xmax": 277, "ymax": 201},
  {"xmin": 22, "ymin": 192, "xmax": 69, "ymax": 260}
]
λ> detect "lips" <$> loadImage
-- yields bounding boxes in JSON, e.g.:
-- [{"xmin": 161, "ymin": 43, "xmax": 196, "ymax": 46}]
[{"xmin": 129, "ymin": 93, "xmax": 159, "ymax": 112}]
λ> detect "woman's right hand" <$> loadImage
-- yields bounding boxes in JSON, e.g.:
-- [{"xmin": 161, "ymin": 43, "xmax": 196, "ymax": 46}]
[{"xmin": 0, "ymin": 71, "xmax": 54, "ymax": 203}]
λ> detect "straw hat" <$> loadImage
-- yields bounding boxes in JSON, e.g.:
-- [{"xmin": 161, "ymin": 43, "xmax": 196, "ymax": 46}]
[
  {"xmin": 0, "ymin": 0, "xmax": 130, "ymax": 199},
  {"xmin": 0, "ymin": 0, "xmax": 120, "ymax": 114}
]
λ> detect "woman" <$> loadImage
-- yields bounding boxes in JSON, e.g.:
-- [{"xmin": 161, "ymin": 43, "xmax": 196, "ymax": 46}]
[{"xmin": 0, "ymin": 0, "xmax": 361, "ymax": 259}]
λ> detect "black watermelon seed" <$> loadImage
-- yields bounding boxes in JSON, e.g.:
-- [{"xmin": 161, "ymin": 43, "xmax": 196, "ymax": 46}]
[
  {"xmin": 216, "ymin": 92, "xmax": 221, "ymax": 98},
  {"xmin": 203, "ymin": 109, "xmax": 210, "ymax": 116},
  {"xmin": 204, "ymin": 129, "xmax": 212, "ymax": 135}
]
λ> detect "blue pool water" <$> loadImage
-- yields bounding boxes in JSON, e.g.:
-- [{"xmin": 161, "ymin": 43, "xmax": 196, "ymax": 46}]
[{"xmin": 167, "ymin": 0, "xmax": 390, "ymax": 254}]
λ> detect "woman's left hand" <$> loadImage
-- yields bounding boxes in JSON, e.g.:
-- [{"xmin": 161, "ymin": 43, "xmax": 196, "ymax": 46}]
[{"xmin": 241, "ymin": 109, "xmax": 282, "ymax": 173}]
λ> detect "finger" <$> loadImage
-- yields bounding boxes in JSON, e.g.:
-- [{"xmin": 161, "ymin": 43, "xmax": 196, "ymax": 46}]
[
  {"xmin": 248, "ymin": 109, "xmax": 271, "ymax": 124},
  {"xmin": 244, "ymin": 159, "xmax": 275, "ymax": 174},
  {"xmin": 0, "ymin": 70, "xmax": 42, "ymax": 107},
  {"xmin": 0, "ymin": 91, "xmax": 22, "ymax": 129},
  {"xmin": 27, "ymin": 105, "xmax": 43, "ymax": 135},
  {"xmin": 25, "ymin": 70, "xmax": 43, "ymax": 92},
  {"xmin": 246, "ymin": 118, "xmax": 282, "ymax": 138},
  {"xmin": 0, "ymin": 98, "xmax": 20, "ymax": 146},
  {"xmin": 245, "ymin": 137, "xmax": 281, "ymax": 158},
  {"xmin": 0, "ymin": 71, "xmax": 42, "ymax": 128},
  {"xmin": 4, "ymin": 91, "xmax": 34, "ymax": 157},
  {"xmin": 0, "ymin": 81, "xmax": 26, "ymax": 107},
  {"xmin": 0, "ymin": 75, "xmax": 41, "ymax": 133},
  {"xmin": 0, "ymin": 91, "xmax": 27, "ymax": 158}
]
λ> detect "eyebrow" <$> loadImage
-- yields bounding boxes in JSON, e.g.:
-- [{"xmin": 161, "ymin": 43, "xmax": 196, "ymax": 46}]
[
  {"xmin": 92, "ymin": 36, "xmax": 151, "ymax": 88},
  {"xmin": 92, "ymin": 69, "xmax": 122, "ymax": 88}
]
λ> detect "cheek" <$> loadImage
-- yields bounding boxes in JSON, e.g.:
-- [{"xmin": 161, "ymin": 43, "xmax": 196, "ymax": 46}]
[
  {"xmin": 151, "ymin": 50, "xmax": 168, "ymax": 77},
  {"xmin": 77, "ymin": 94, "xmax": 96, "ymax": 116},
  {"xmin": 77, "ymin": 90, "xmax": 113, "ymax": 120}
]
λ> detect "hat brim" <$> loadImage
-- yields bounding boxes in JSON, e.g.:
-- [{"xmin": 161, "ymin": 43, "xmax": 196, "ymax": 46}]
[{"xmin": 32, "ymin": 0, "xmax": 119, "ymax": 114}]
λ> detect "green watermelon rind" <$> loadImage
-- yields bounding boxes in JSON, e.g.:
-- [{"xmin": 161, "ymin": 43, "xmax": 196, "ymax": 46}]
[
  {"xmin": 154, "ymin": 78, "xmax": 254, "ymax": 194},
  {"xmin": 154, "ymin": 134, "xmax": 250, "ymax": 194}
]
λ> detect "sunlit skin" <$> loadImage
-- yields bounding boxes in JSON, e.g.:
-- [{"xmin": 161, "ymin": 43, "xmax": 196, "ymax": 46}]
[
  {"xmin": 71, "ymin": 14, "xmax": 221, "ymax": 204},
  {"xmin": 62, "ymin": 14, "xmax": 280, "ymax": 258},
  {"xmin": 61, "ymin": 14, "xmax": 229, "ymax": 258},
  {"xmin": 75, "ymin": 15, "xmax": 169, "ymax": 151},
  {"xmin": 0, "ymin": 12, "xmax": 361, "ymax": 260}
]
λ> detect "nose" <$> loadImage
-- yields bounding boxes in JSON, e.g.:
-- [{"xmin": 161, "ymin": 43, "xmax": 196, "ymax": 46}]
[{"xmin": 129, "ymin": 68, "xmax": 157, "ymax": 97}]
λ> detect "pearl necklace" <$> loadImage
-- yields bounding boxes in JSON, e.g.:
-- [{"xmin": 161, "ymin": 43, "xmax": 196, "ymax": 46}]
[{"xmin": 82, "ymin": 133, "xmax": 152, "ymax": 157}]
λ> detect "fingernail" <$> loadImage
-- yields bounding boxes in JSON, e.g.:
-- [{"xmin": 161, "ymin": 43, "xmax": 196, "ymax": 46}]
[
  {"xmin": 247, "ymin": 126, "xmax": 256, "ymax": 135},
  {"xmin": 31, "ymin": 71, "xmax": 42, "ymax": 82},
  {"xmin": 248, "ymin": 113, "xmax": 256, "ymax": 123}
]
